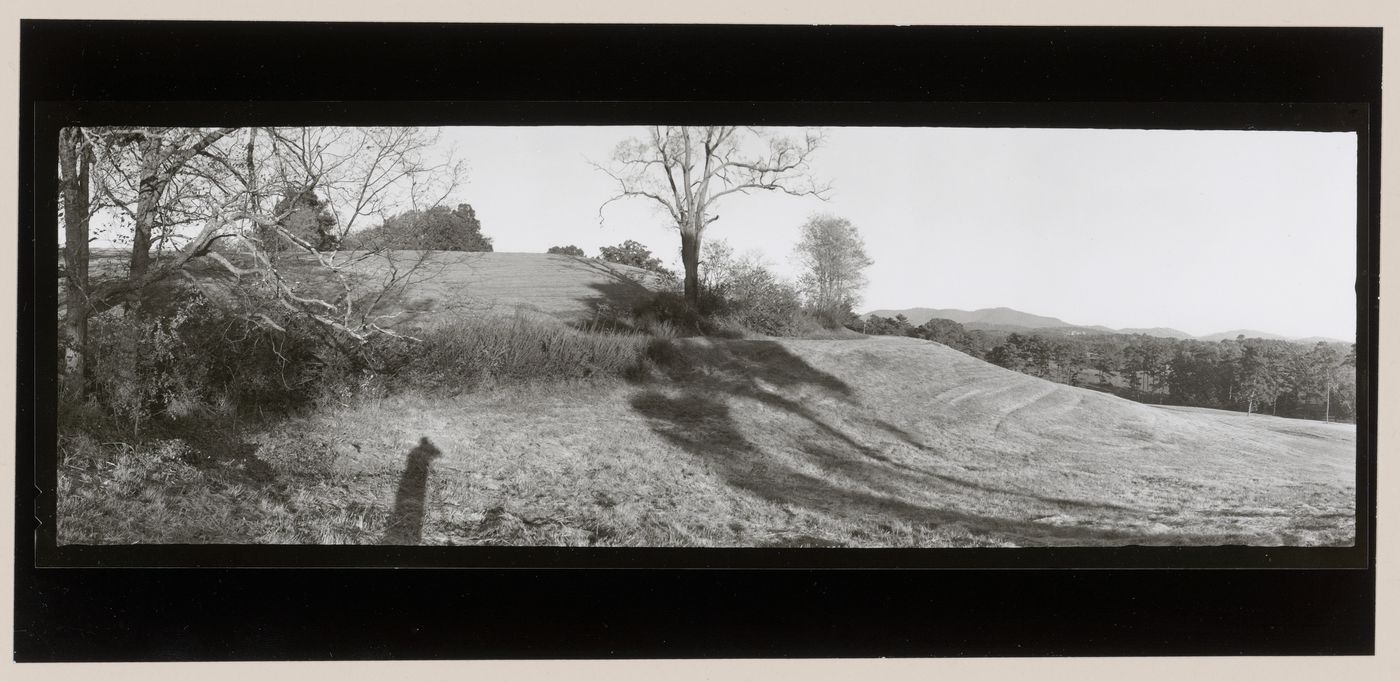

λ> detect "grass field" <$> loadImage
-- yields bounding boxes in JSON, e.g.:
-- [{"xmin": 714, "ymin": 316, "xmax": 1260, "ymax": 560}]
[{"xmin": 59, "ymin": 334, "xmax": 1355, "ymax": 547}]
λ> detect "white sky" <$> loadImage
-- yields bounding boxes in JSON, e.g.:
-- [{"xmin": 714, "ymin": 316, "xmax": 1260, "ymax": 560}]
[{"xmin": 440, "ymin": 126, "xmax": 1356, "ymax": 340}]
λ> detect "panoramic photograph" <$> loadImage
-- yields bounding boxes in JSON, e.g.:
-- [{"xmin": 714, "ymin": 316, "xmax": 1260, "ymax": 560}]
[{"xmin": 53, "ymin": 124, "xmax": 1358, "ymax": 548}]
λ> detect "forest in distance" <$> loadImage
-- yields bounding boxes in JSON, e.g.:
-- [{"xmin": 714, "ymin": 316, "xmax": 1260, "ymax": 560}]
[{"xmin": 859, "ymin": 313, "xmax": 1357, "ymax": 423}]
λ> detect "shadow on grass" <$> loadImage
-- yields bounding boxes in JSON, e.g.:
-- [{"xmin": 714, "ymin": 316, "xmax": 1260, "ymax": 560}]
[
  {"xmin": 628, "ymin": 340, "xmax": 1223, "ymax": 546},
  {"xmin": 556, "ymin": 256, "xmax": 662, "ymax": 327},
  {"xmin": 381, "ymin": 437, "xmax": 443, "ymax": 545}
]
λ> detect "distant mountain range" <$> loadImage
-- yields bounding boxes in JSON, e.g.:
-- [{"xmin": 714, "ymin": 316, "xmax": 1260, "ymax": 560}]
[{"xmin": 862, "ymin": 306, "xmax": 1348, "ymax": 344}]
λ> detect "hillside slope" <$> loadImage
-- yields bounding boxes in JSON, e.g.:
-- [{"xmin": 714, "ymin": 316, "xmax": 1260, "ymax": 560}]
[
  {"xmin": 346, "ymin": 251, "xmax": 669, "ymax": 326},
  {"xmin": 73, "ymin": 250, "xmax": 669, "ymax": 327},
  {"xmin": 223, "ymin": 335, "xmax": 1355, "ymax": 548}
]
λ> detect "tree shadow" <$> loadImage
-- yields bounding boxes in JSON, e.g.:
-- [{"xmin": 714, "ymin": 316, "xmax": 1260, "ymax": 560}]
[
  {"xmin": 380, "ymin": 437, "xmax": 443, "ymax": 545},
  {"xmin": 627, "ymin": 340, "xmax": 1210, "ymax": 546},
  {"xmin": 552, "ymin": 256, "xmax": 663, "ymax": 327}
]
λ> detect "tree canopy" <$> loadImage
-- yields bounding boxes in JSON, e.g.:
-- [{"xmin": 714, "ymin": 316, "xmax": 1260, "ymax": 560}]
[
  {"xmin": 348, "ymin": 203, "xmax": 492, "ymax": 252},
  {"xmin": 598, "ymin": 239, "xmax": 671, "ymax": 274},
  {"xmin": 547, "ymin": 245, "xmax": 586, "ymax": 257}
]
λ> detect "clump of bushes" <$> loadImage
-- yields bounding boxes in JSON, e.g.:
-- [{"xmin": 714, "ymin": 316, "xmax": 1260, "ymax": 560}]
[
  {"xmin": 706, "ymin": 260, "xmax": 804, "ymax": 335},
  {"xmin": 76, "ymin": 290, "xmax": 353, "ymax": 434},
  {"xmin": 623, "ymin": 239, "xmax": 853, "ymax": 339}
]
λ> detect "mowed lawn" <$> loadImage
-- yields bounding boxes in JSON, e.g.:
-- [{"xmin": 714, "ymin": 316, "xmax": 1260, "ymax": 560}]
[{"xmin": 61, "ymin": 335, "xmax": 1355, "ymax": 547}]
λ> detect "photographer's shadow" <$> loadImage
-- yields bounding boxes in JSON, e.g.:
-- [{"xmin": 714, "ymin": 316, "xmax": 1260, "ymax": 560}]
[{"xmin": 380, "ymin": 437, "xmax": 442, "ymax": 545}]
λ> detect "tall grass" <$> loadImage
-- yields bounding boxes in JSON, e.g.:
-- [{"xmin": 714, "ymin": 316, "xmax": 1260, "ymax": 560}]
[{"xmin": 388, "ymin": 312, "xmax": 662, "ymax": 393}]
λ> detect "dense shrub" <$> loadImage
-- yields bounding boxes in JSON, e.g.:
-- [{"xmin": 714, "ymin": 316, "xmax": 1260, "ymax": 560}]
[
  {"xmin": 694, "ymin": 242, "xmax": 806, "ymax": 336},
  {"xmin": 79, "ymin": 290, "xmax": 355, "ymax": 433},
  {"xmin": 629, "ymin": 291, "xmax": 706, "ymax": 334},
  {"xmin": 718, "ymin": 272, "xmax": 803, "ymax": 335}
]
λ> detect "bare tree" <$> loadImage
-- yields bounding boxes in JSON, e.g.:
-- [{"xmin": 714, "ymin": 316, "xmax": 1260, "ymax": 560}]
[
  {"xmin": 58, "ymin": 125, "xmax": 466, "ymax": 370},
  {"xmin": 597, "ymin": 126, "xmax": 829, "ymax": 306},
  {"xmin": 210, "ymin": 126, "xmax": 465, "ymax": 342},
  {"xmin": 793, "ymin": 214, "xmax": 873, "ymax": 317}
]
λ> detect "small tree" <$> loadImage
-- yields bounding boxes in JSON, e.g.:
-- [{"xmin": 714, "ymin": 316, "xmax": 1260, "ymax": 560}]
[
  {"xmin": 547, "ymin": 245, "xmax": 586, "ymax": 257},
  {"xmin": 699, "ymin": 238, "xmax": 738, "ymax": 294},
  {"xmin": 793, "ymin": 214, "xmax": 873, "ymax": 317},
  {"xmin": 599, "ymin": 239, "xmax": 671, "ymax": 274}
]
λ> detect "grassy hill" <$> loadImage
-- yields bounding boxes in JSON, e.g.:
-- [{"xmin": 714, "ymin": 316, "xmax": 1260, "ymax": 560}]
[
  {"xmin": 339, "ymin": 251, "xmax": 670, "ymax": 326},
  {"xmin": 71, "ymin": 250, "xmax": 670, "ymax": 327},
  {"xmin": 61, "ymin": 332, "xmax": 1356, "ymax": 547},
  {"xmin": 60, "ymin": 250, "xmax": 1354, "ymax": 548}
]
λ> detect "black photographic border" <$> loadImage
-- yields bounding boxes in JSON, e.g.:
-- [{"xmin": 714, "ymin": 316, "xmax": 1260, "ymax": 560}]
[
  {"xmin": 15, "ymin": 21, "xmax": 1380, "ymax": 660},
  {"xmin": 29, "ymin": 99, "xmax": 1373, "ymax": 571}
]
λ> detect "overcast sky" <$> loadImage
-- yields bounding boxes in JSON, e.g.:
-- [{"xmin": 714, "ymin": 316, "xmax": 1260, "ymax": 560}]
[{"xmin": 439, "ymin": 126, "xmax": 1356, "ymax": 340}]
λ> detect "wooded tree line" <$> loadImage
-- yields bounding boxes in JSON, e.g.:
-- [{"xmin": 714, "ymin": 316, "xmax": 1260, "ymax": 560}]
[{"xmin": 858, "ymin": 314, "xmax": 1357, "ymax": 422}]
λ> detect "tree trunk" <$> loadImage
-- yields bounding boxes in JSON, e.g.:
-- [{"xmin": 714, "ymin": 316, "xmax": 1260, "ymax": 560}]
[
  {"xmin": 680, "ymin": 228, "xmax": 701, "ymax": 308},
  {"xmin": 59, "ymin": 129, "xmax": 92, "ymax": 399},
  {"xmin": 127, "ymin": 136, "xmax": 165, "ymax": 314}
]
